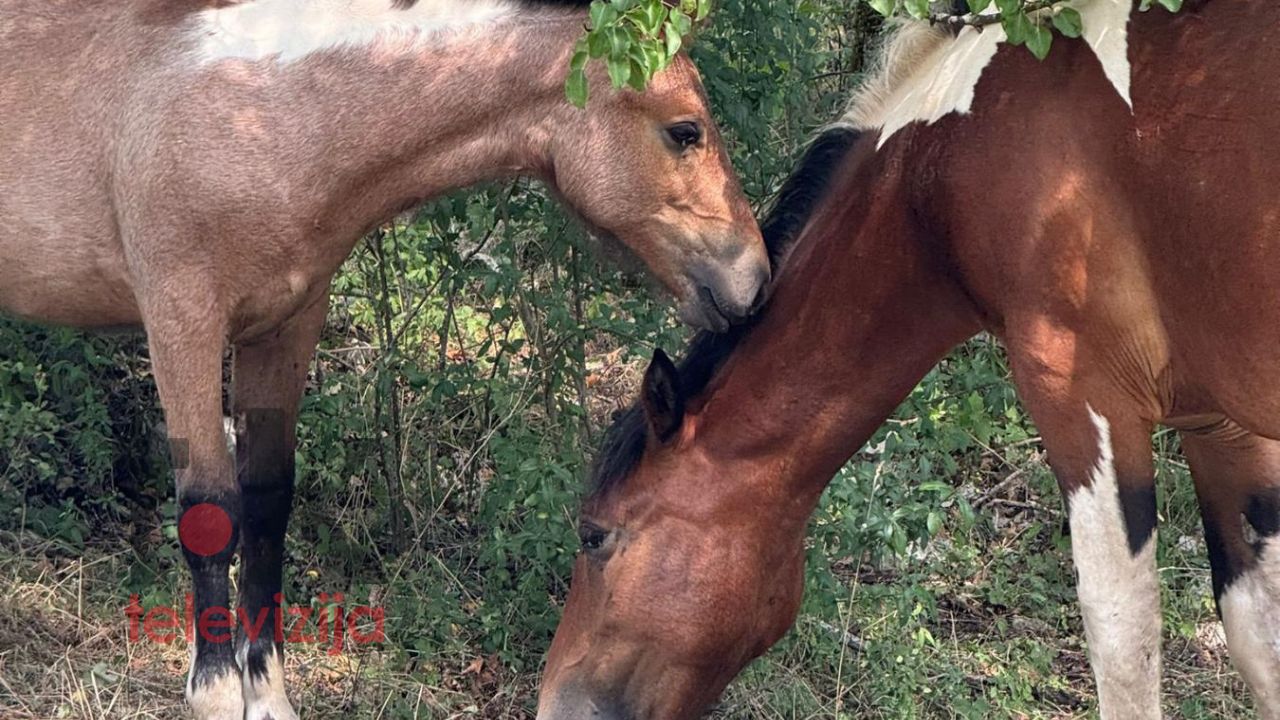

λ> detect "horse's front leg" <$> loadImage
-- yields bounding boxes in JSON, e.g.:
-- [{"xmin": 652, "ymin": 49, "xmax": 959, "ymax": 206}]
[
  {"xmin": 145, "ymin": 297, "xmax": 244, "ymax": 720},
  {"xmin": 1181, "ymin": 427, "xmax": 1280, "ymax": 720},
  {"xmin": 232, "ymin": 293, "xmax": 328, "ymax": 720},
  {"xmin": 1010, "ymin": 357, "xmax": 1163, "ymax": 718}
]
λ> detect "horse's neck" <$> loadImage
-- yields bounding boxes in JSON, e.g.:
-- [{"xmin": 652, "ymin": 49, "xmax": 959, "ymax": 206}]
[
  {"xmin": 696, "ymin": 148, "xmax": 981, "ymax": 506},
  {"xmin": 190, "ymin": 11, "xmax": 579, "ymax": 220}
]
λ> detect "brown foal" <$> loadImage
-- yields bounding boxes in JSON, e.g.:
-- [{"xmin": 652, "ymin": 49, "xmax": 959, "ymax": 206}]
[
  {"xmin": 0, "ymin": 1, "xmax": 767, "ymax": 718},
  {"xmin": 540, "ymin": 2, "xmax": 1280, "ymax": 719}
]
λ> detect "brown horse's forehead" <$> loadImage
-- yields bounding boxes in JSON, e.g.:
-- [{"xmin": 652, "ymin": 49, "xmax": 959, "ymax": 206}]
[{"xmin": 641, "ymin": 54, "xmax": 708, "ymax": 102}]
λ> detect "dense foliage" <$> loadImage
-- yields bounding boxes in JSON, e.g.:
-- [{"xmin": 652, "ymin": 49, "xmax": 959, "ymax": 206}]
[
  {"xmin": 1, "ymin": 2, "xmax": 1238, "ymax": 718},
  {"xmin": 578, "ymin": 0, "xmax": 1186, "ymax": 97}
]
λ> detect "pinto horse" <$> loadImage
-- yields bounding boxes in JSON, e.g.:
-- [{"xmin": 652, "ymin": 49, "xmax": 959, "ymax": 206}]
[
  {"xmin": 0, "ymin": 1, "xmax": 768, "ymax": 718},
  {"xmin": 539, "ymin": 2, "xmax": 1280, "ymax": 719}
]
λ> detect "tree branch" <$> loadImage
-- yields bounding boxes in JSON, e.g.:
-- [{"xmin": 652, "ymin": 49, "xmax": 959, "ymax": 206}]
[{"xmin": 927, "ymin": 0, "xmax": 1065, "ymax": 31}]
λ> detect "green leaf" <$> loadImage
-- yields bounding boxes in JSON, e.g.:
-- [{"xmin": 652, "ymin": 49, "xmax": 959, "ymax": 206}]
[
  {"xmin": 868, "ymin": 0, "xmax": 896, "ymax": 17},
  {"xmin": 926, "ymin": 511, "xmax": 943, "ymax": 537},
  {"xmin": 626, "ymin": 59, "xmax": 648, "ymax": 91},
  {"xmin": 904, "ymin": 0, "xmax": 929, "ymax": 18},
  {"xmin": 647, "ymin": 41, "xmax": 670, "ymax": 72},
  {"xmin": 566, "ymin": 40, "xmax": 590, "ymax": 107},
  {"xmin": 587, "ymin": 29, "xmax": 610, "ymax": 58},
  {"xmin": 663, "ymin": 22, "xmax": 683, "ymax": 59},
  {"xmin": 1051, "ymin": 7, "xmax": 1083, "ymax": 38},
  {"xmin": 1157, "ymin": 0, "xmax": 1183, "ymax": 10},
  {"xmin": 565, "ymin": 70, "xmax": 588, "ymax": 106},
  {"xmin": 609, "ymin": 26, "xmax": 630, "ymax": 58},
  {"xmin": 588, "ymin": 2, "xmax": 618, "ymax": 30},
  {"xmin": 668, "ymin": 9, "xmax": 692, "ymax": 37},
  {"xmin": 967, "ymin": 0, "xmax": 993, "ymax": 13},
  {"xmin": 628, "ymin": 43, "xmax": 651, "ymax": 74},
  {"xmin": 1025, "ymin": 21, "xmax": 1052, "ymax": 60},
  {"xmin": 569, "ymin": 45, "xmax": 589, "ymax": 72},
  {"xmin": 1002, "ymin": 9, "xmax": 1031, "ymax": 45},
  {"xmin": 640, "ymin": 1, "xmax": 667, "ymax": 35},
  {"xmin": 606, "ymin": 55, "xmax": 631, "ymax": 87},
  {"xmin": 995, "ymin": 0, "xmax": 1021, "ymax": 15}
]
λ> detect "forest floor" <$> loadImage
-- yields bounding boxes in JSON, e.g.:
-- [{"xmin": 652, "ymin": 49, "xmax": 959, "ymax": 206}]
[
  {"xmin": 0, "ymin": 497, "xmax": 1252, "ymax": 720},
  {"xmin": 0, "ymin": 351, "xmax": 1257, "ymax": 719}
]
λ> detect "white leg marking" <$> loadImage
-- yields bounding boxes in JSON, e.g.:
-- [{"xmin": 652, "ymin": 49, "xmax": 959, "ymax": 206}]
[
  {"xmin": 241, "ymin": 645, "xmax": 300, "ymax": 720},
  {"xmin": 1220, "ymin": 538, "xmax": 1280, "ymax": 720},
  {"xmin": 187, "ymin": 650, "xmax": 245, "ymax": 720},
  {"xmin": 191, "ymin": 0, "xmax": 519, "ymax": 64},
  {"xmin": 1067, "ymin": 407, "xmax": 1162, "ymax": 719}
]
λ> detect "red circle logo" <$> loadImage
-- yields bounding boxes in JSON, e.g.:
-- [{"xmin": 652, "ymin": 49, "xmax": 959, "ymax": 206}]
[{"xmin": 179, "ymin": 504, "xmax": 233, "ymax": 557}]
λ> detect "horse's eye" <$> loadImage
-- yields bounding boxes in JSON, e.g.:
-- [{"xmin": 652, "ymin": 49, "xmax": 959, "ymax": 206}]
[
  {"xmin": 666, "ymin": 121, "xmax": 702, "ymax": 149},
  {"xmin": 578, "ymin": 523, "xmax": 610, "ymax": 552}
]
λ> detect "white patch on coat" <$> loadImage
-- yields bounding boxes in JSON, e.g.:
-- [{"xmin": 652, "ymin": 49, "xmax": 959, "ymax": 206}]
[
  {"xmin": 191, "ymin": 0, "xmax": 518, "ymax": 64},
  {"xmin": 187, "ymin": 659, "xmax": 245, "ymax": 720},
  {"xmin": 842, "ymin": 0, "xmax": 1134, "ymax": 149},
  {"xmin": 240, "ymin": 645, "xmax": 299, "ymax": 720},
  {"xmin": 1067, "ymin": 406, "xmax": 1162, "ymax": 719},
  {"xmin": 1219, "ymin": 538, "xmax": 1280, "ymax": 719}
]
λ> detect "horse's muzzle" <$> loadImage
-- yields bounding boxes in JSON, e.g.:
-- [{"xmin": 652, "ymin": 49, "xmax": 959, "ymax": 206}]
[
  {"xmin": 685, "ymin": 253, "xmax": 770, "ymax": 332},
  {"xmin": 536, "ymin": 688, "xmax": 633, "ymax": 720}
]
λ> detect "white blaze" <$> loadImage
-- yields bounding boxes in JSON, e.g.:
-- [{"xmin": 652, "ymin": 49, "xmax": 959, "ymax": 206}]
[
  {"xmin": 1219, "ymin": 538, "xmax": 1280, "ymax": 719},
  {"xmin": 190, "ymin": 0, "xmax": 518, "ymax": 64},
  {"xmin": 1069, "ymin": 406, "xmax": 1162, "ymax": 720},
  {"xmin": 844, "ymin": 0, "xmax": 1135, "ymax": 149}
]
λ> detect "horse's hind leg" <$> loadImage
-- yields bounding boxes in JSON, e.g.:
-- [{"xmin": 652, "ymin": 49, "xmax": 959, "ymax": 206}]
[
  {"xmin": 1180, "ymin": 424, "xmax": 1280, "ymax": 719},
  {"xmin": 232, "ymin": 293, "xmax": 328, "ymax": 720},
  {"xmin": 1007, "ymin": 358, "xmax": 1163, "ymax": 718},
  {"xmin": 144, "ymin": 300, "xmax": 243, "ymax": 719}
]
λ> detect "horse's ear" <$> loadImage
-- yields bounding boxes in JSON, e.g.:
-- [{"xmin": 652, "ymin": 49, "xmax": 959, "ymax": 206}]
[{"xmin": 641, "ymin": 348, "xmax": 685, "ymax": 443}]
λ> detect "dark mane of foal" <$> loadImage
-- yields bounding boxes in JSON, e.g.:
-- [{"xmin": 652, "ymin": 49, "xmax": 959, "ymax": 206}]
[{"xmin": 587, "ymin": 126, "xmax": 862, "ymax": 498}]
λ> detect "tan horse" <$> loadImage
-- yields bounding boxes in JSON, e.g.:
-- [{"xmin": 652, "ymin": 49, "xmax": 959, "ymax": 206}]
[
  {"xmin": 539, "ymin": 2, "xmax": 1280, "ymax": 719},
  {"xmin": 0, "ymin": 1, "xmax": 768, "ymax": 718}
]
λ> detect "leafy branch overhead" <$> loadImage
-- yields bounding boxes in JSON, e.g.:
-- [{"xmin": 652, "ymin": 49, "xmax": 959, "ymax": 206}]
[
  {"xmin": 565, "ymin": 0, "xmax": 711, "ymax": 107},
  {"xmin": 866, "ymin": 0, "xmax": 1183, "ymax": 60},
  {"xmin": 567, "ymin": 0, "xmax": 1185, "ymax": 106}
]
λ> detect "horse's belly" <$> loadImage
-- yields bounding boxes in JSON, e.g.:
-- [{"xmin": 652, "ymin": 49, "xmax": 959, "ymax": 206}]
[
  {"xmin": 1173, "ymin": 345, "xmax": 1280, "ymax": 444},
  {"xmin": 0, "ymin": 231, "xmax": 140, "ymax": 328}
]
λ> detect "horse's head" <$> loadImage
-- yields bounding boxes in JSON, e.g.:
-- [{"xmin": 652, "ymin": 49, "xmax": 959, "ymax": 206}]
[
  {"xmin": 548, "ymin": 54, "xmax": 768, "ymax": 332},
  {"xmin": 537, "ymin": 349, "xmax": 808, "ymax": 720}
]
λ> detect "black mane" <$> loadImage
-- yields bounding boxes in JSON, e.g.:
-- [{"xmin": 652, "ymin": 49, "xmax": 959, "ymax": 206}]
[{"xmin": 587, "ymin": 126, "xmax": 862, "ymax": 498}]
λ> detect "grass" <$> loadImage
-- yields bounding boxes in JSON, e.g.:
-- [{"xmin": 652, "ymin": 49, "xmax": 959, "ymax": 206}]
[
  {"xmin": 0, "ymin": 412, "xmax": 1256, "ymax": 720},
  {"xmin": 0, "ymin": 334, "xmax": 1258, "ymax": 720}
]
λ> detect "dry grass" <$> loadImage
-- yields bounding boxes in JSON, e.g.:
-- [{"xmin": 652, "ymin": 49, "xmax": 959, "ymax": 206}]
[{"xmin": 0, "ymin": 531, "xmax": 543, "ymax": 719}]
